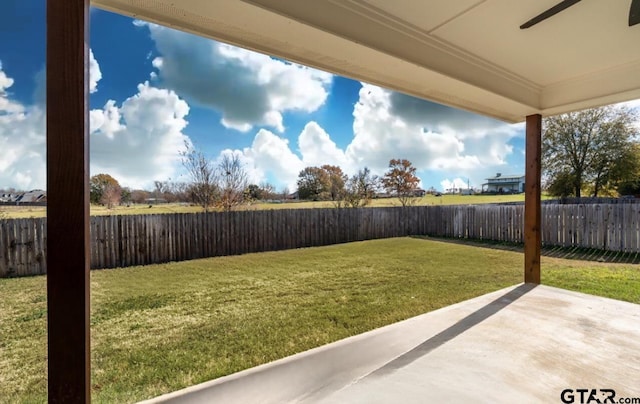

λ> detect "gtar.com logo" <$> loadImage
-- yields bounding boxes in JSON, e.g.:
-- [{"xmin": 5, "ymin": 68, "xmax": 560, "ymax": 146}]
[{"xmin": 560, "ymin": 389, "xmax": 616, "ymax": 404}]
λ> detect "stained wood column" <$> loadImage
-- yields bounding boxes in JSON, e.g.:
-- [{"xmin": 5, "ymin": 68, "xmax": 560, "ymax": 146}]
[
  {"xmin": 524, "ymin": 114, "xmax": 542, "ymax": 284},
  {"xmin": 46, "ymin": 0, "xmax": 91, "ymax": 402}
]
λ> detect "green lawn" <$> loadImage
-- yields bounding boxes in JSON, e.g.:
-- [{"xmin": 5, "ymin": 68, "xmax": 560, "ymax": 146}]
[
  {"xmin": 1, "ymin": 237, "xmax": 637, "ymax": 403},
  {"xmin": 0, "ymin": 193, "xmax": 546, "ymax": 219}
]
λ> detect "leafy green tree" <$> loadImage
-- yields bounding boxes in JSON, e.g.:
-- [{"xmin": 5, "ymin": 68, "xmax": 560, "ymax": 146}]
[
  {"xmin": 543, "ymin": 106, "xmax": 638, "ymax": 197},
  {"xmin": 244, "ymin": 184, "xmax": 262, "ymax": 201},
  {"xmin": 120, "ymin": 187, "xmax": 132, "ymax": 204},
  {"xmin": 245, "ymin": 183, "xmax": 276, "ymax": 202},
  {"xmin": 296, "ymin": 165, "xmax": 347, "ymax": 202},
  {"xmin": 382, "ymin": 159, "xmax": 420, "ymax": 207},
  {"xmin": 297, "ymin": 167, "xmax": 329, "ymax": 201},
  {"xmin": 617, "ymin": 180, "xmax": 640, "ymax": 196},
  {"xmin": 615, "ymin": 145, "xmax": 640, "ymax": 196},
  {"xmin": 545, "ymin": 171, "xmax": 575, "ymax": 198},
  {"xmin": 90, "ymin": 173, "xmax": 121, "ymax": 208}
]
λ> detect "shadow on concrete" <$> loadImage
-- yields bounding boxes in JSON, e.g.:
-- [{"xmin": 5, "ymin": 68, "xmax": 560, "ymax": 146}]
[
  {"xmin": 419, "ymin": 237, "xmax": 640, "ymax": 264},
  {"xmin": 368, "ymin": 283, "xmax": 536, "ymax": 377}
]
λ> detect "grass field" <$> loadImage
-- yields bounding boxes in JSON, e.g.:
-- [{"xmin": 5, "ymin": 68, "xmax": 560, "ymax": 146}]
[
  {"xmin": 1, "ymin": 237, "xmax": 637, "ymax": 403},
  {"xmin": 0, "ymin": 193, "xmax": 540, "ymax": 219}
]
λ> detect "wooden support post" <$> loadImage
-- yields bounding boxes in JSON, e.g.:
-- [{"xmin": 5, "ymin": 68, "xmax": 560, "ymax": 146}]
[
  {"xmin": 46, "ymin": 0, "xmax": 91, "ymax": 402},
  {"xmin": 524, "ymin": 114, "xmax": 542, "ymax": 284}
]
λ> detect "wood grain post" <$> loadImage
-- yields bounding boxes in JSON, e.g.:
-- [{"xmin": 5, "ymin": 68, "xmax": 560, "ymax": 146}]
[
  {"xmin": 46, "ymin": 0, "xmax": 91, "ymax": 402},
  {"xmin": 524, "ymin": 114, "xmax": 542, "ymax": 284}
]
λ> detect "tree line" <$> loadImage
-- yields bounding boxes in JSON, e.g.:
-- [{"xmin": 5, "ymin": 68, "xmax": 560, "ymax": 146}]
[
  {"xmin": 89, "ymin": 155, "xmax": 424, "ymax": 211},
  {"xmin": 295, "ymin": 158, "xmax": 422, "ymax": 207},
  {"xmin": 86, "ymin": 104, "xmax": 640, "ymax": 211}
]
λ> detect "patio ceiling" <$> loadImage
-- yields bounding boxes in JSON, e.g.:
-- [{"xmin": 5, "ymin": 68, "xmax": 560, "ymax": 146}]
[{"xmin": 92, "ymin": 0, "xmax": 640, "ymax": 123}]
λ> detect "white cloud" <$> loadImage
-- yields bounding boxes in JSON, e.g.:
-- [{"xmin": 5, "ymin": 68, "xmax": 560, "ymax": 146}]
[
  {"xmin": 1, "ymin": 52, "xmax": 192, "ymax": 191},
  {"xmin": 136, "ymin": 21, "xmax": 332, "ymax": 133},
  {"xmin": 241, "ymin": 129, "xmax": 305, "ymax": 190},
  {"xmin": 345, "ymin": 84, "xmax": 522, "ymax": 187},
  {"xmin": 89, "ymin": 49, "xmax": 102, "ymax": 93},
  {"xmin": 90, "ymin": 82, "xmax": 191, "ymax": 189},
  {"xmin": 0, "ymin": 63, "xmax": 47, "ymax": 190},
  {"xmin": 298, "ymin": 121, "xmax": 347, "ymax": 168},
  {"xmin": 344, "ymin": 85, "xmax": 492, "ymax": 175}
]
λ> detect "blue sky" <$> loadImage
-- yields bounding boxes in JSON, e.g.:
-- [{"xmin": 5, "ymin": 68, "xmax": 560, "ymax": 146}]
[{"xmin": 0, "ymin": 3, "xmax": 533, "ymax": 192}]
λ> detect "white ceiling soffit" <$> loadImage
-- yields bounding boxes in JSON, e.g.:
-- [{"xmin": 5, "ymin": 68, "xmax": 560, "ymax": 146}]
[{"xmin": 91, "ymin": 0, "xmax": 640, "ymax": 123}]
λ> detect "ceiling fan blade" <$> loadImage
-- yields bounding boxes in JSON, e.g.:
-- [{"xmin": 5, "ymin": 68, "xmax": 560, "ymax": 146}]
[
  {"xmin": 520, "ymin": 0, "xmax": 582, "ymax": 29},
  {"xmin": 630, "ymin": 0, "xmax": 640, "ymax": 26}
]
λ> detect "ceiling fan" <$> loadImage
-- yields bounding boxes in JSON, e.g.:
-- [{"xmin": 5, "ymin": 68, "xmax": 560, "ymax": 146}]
[{"xmin": 520, "ymin": 0, "xmax": 640, "ymax": 29}]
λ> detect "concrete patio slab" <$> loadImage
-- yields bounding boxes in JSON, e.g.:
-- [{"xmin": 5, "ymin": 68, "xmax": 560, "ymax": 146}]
[{"xmin": 142, "ymin": 284, "xmax": 640, "ymax": 404}]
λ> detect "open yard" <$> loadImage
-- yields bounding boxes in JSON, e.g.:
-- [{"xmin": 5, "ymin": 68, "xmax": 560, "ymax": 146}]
[
  {"xmin": 0, "ymin": 193, "xmax": 542, "ymax": 219},
  {"xmin": 1, "ymin": 237, "xmax": 638, "ymax": 403}
]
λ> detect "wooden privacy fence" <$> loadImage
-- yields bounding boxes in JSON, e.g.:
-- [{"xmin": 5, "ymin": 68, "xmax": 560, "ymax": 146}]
[{"xmin": 1, "ymin": 204, "xmax": 640, "ymax": 277}]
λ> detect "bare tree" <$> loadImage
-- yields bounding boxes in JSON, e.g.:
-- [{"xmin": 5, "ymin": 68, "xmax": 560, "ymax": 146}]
[
  {"xmin": 101, "ymin": 183, "xmax": 122, "ymax": 209},
  {"xmin": 180, "ymin": 141, "xmax": 218, "ymax": 212},
  {"xmin": 153, "ymin": 180, "xmax": 165, "ymax": 202},
  {"xmin": 130, "ymin": 189, "xmax": 149, "ymax": 204},
  {"xmin": 259, "ymin": 182, "xmax": 276, "ymax": 200},
  {"xmin": 217, "ymin": 153, "xmax": 249, "ymax": 212},
  {"xmin": 345, "ymin": 167, "xmax": 380, "ymax": 208},
  {"xmin": 279, "ymin": 186, "xmax": 290, "ymax": 201}
]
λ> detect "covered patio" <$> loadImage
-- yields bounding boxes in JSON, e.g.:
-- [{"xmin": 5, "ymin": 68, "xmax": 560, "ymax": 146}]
[
  {"xmin": 140, "ymin": 284, "xmax": 640, "ymax": 403},
  {"xmin": 46, "ymin": 0, "xmax": 640, "ymax": 401}
]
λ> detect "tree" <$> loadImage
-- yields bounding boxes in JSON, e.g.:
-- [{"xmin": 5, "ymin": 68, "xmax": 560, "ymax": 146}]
[
  {"xmin": 545, "ymin": 171, "xmax": 575, "ymax": 198},
  {"xmin": 217, "ymin": 153, "xmax": 248, "ymax": 212},
  {"xmin": 296, "ymin": 165, "xmax": 347, "ymax": 202},
  {"xmin": 617, "ymin": 180, "xmax": 640, "ymax": 196},
  {"xmin": 615, "ymin": 144, "xmax": 640, "ymax": 196},
  {"xmin": 297, "ymin": 167, "xmax": 329, "ymax": 200},
  {"xmin": 259, "ymin": 182, "xmax": 276, "ymax": 200},
  {"xmin": 101, "ymin": 183, "xmax": 122, "ymax": 209},
  {"xmin": 180, "ymin": 141, "xmax": 218, "ymax": 212},
  {"xmin": 345, "ymin": 167, "xmax": 380, "ymax": 208},
  {"xmin": 130, "ymin": 189, "xmax": 149, "ymax": 204},
  {"xmin": 153, "ymin": 180, "xmax": 165, "ymax": 202},
  {"xmin": 321, "ymin": 165, "xmax": 348, "ymax": 206},
  {"xmin": 90, "ymin": 173, "xmax": 121, "ymax": 208},
  {"xmin": 244, "ymin": 183, "xmax": 275, "ymax": 202},
  {"xmin": 382, "ymin": 159, "xmax": 420, "ymax": 207},
  {"xmin": 120, "ymin": 187, "xmax": 132, "ymax": 205},
  {"xmin": 279, "ymin": 186, "xmax": 290, "ymax": 200},
  {"xmin": 543, "ymin": 106, "xmax": 639, "ymax": 197},
  {"xmin": 244, "ymin": 184, "xmax": 262, "ymax": 202}
]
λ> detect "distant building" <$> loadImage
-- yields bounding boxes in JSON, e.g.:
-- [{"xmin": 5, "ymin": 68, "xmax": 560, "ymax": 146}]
[
  {"xmin": 481, "ymin": 173, "xmax": 525, "ymax": 194},
  {"xmin": 0, "ymin": 190, "xmax": 47, "ymax": 204},
  {"xmin": 444, "ymin": 187, "xmax": 475, "ymax": 195},
  {"xmin": 144, "ymin": 198, "xmax": 167, "ymax": 205}
]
